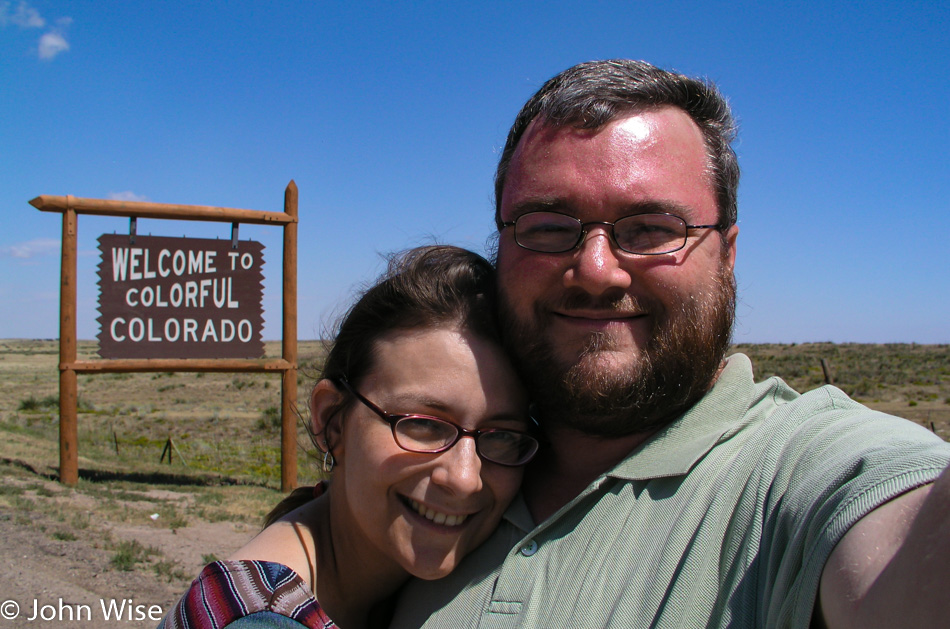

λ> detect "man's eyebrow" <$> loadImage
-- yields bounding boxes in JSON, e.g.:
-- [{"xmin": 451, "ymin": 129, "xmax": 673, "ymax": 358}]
[
  {"xmin": 508, "ymin": 198, "xmax": 700, "ymax": 219},
  {"xmin": 620, "ymin": 200, "xmax": 698, "ymax": 218},
  {"xmin": 506, "ymin": 198, "xmax": 573, "ymax": 218}
]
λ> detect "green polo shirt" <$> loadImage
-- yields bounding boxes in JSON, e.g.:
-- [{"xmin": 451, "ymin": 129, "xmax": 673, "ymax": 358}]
[{"xmin": 390, "ymin": 353, "xmax": 950, "ymax": 629}]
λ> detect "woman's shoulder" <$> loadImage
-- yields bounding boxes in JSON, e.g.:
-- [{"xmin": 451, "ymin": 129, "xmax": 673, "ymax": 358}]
[
  {"xmin": 159, "ymin": 559, "xmax": 335, "ymax": 629},
  {"xmin": 233, "ymin": 484, "xmax": 327, "ymax": 582}
]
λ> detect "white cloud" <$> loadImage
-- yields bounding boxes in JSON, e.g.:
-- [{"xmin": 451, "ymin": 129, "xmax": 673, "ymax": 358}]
[
  {"xmin": 108, "ymin": 191, "xmax": 149, "ymax": 203},
  {"xmin": 1, "ymin": 238, "xmax": 61, "ymax": 259},
  {"xmin": 1, "ymin": 2, "xmax": 72, "ymax": 61},
  {"xmin": 0, "ymin": 1, "xmax": 45, "ymax": 28},
  {"xmin": 38, "ymin": 30, "xmax": 68, "ymax": 59}
]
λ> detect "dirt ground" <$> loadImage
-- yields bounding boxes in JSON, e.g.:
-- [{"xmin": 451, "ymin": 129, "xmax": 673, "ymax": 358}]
[{"xmin": 0, "ymin": 466, "xmax": 257, "ymax": 628}]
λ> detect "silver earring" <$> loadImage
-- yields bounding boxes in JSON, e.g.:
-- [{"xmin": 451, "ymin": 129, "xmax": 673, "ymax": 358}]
[{"xmin": 322, "ymin": 450, "xmax": 335, "ymax": 473}]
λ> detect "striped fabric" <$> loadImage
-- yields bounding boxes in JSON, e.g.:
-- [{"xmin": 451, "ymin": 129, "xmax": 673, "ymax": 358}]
[{"xmin": 161, "ymin": 560, "xmax": 335, "ymax": 628}]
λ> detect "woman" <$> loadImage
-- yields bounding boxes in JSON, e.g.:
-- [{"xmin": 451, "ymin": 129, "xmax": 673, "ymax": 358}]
[{"xmin": 160, "ymin": 245, "xmax": 539, "ymax": 628}]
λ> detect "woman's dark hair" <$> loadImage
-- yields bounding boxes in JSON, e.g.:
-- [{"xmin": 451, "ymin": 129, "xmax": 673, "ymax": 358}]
[
  {"xmin": 264, "ymin": 245, "xmax": 500, "ymax": 525},
  {"xmin": 320, "ymin": 244, "xmax": 500, "ymax": 386}
]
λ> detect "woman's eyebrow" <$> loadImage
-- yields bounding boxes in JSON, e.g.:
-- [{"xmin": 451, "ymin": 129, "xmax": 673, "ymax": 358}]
[
  {"xmin": 383, "ymin": 392, "xmax": 454, "ymax": 414},
  {"xmin": 384, "ymin": 394, "xmax": 529, "ymax": 425},
  {"xmin": 487, "ymin": 415, "xmax": 532, "ymax": 428}
]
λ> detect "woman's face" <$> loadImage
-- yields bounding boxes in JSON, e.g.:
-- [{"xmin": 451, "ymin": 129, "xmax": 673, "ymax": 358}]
[{"xmin": 329, "ymin": 325, "xmax": 529, "ymax": 580}]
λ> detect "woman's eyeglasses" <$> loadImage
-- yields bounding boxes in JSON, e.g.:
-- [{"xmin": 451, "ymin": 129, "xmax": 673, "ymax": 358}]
[{"xmin": 334, "ymin": 378, "xmax": 539, "ymax": 467}]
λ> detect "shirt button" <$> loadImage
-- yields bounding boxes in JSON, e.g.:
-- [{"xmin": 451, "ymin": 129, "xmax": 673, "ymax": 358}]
[{"xmin": 520, "ymin": 540, "xmax": 538, "ymax": 556}]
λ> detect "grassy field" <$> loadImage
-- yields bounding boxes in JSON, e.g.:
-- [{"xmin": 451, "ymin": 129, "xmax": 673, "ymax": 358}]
[
  {"xmin": 2, "ymin": 339, "xmax": 947, "ymax": 491},
  {"xmin": 1, "ymin": 339, "xmax": 329, "ymax": 488},
  {"xmin": 0, "ymin": 338, "xmax": 946, "ymax": 616},
  {"xmin": 733, "ymin": 342, "xmax": 949, "ymax": 436}
]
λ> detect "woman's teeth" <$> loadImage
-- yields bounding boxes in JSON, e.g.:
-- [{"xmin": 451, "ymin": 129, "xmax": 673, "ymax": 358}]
[{"xmin": 407, "ymin": 498, "xmax": 468, "ymax": 527}]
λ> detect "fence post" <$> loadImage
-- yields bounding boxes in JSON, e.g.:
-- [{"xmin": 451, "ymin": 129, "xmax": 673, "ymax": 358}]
[{"xmin": 820, "ymin": 358, "xmax": 834, "ymax": 385}]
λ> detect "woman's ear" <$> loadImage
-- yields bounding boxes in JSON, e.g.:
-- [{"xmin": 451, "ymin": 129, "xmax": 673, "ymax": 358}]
[{"xmin": 310, "ymin": 379, "xmax": 345, "ymax": 455}]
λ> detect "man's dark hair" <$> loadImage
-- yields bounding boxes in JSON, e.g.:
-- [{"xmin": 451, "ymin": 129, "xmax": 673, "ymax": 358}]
[{"xmin": 494, "ymin": 59, "xmax": 739, "ymax": 228}]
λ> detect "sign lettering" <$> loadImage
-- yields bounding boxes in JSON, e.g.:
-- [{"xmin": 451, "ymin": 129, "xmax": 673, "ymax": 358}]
[{"xmin": 97, "ymin": 235, "xmax": 265, "ymax": 359}]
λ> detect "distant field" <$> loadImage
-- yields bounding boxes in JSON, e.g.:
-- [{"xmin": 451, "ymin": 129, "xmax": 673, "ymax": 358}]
[
  {"xmin": 1, "ymin": 340, "xmax": 947, "ymax": 486},
  {"xmin": 0, "ymin": 338, "xmax": 329, "ymax": 488}
]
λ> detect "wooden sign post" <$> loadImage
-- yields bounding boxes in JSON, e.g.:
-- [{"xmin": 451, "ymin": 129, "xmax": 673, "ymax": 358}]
[{"xmin": 30, "ymin": 182, "xmax": 299, "ymax": 491}]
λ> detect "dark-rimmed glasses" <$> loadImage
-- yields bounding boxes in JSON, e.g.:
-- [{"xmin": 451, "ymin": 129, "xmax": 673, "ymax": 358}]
[
  {"xmin": 500, "ymin": 211, "xmax": 720, "ymax": 255},
  {"xmin": 334, "ymin": 378, "xmax": 539, "ymax": 467}
]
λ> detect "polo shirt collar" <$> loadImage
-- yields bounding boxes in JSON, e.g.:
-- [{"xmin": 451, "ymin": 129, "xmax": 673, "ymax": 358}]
[{"xmin": 608, "ymin": 352, "xmax": 757, "ymax": 481}]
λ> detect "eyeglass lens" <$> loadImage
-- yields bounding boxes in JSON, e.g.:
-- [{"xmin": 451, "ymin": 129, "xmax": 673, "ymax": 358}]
[
  {"xmin": 394, "ymin": 416, "xmax": 538, "ymax": 466},
  {"xmin": 514, "ymin": 211, "xmax": 689, "ymax": 254},
  {"xmin": 336, "ymin": 378, "xmax": 538, "ymax": 466}
]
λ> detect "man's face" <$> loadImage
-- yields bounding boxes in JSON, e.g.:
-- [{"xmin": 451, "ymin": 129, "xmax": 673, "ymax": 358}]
[{"xmin": 496, "ymin": 107, "xmax": 739, "ymax": 436}]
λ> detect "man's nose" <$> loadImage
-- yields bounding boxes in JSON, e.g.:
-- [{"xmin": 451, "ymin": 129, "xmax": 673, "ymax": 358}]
[
  {"xmin": 563, "ymin": 227, "xmax": 633, "ymax": 296},
  {"xmin": 429, "ymin": 436, "xmax": 484, "ymax": 496}
]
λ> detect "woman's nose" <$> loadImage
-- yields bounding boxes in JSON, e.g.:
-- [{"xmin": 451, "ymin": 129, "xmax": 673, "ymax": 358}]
[{"xmin": 429, "ymin": 436, "xmax": 484, "ymax": 496}]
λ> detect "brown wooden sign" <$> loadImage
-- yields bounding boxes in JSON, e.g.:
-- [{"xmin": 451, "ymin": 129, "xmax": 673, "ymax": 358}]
[{"xmin": 97, "ymin": 234, "xmax": 265, "ymax": 359}]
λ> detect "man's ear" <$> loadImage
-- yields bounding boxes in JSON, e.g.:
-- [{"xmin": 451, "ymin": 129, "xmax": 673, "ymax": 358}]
[
  {"xmin": 723, "ymin": 224, "xmax": 739, "ymax": 273},
  {"xmin": 310, "ymin": 379, "xmax": 345, "ymax": 453}
]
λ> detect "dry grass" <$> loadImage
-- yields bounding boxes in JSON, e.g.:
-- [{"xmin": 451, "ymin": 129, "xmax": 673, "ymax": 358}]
[{"xmin": 0, "ymin": 338, "xmax": 329, "ymax": 489}]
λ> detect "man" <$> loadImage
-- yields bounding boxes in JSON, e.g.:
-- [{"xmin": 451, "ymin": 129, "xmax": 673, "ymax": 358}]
[{"xmin": 390, "ymin": 60, "xmax": 950, "ymax": 628}]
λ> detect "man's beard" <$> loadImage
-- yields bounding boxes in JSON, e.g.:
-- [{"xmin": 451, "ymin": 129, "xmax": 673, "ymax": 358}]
[{"xmin": 499, "ymin": 262, "xmax": 736, "ymax": 438}]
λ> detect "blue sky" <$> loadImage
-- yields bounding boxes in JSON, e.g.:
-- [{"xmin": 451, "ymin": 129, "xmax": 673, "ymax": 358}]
[{"xmin": 2, "ymin": 0, "xmax": 948, "ymax": 343}]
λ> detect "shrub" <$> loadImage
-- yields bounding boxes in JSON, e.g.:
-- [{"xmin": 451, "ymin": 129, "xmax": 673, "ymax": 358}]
[
  {"xmin": 256, "ymin": 405, "xmax": 281, "ymax": 431},
  {"xmin": 110, "ymin": 539, "xmax": 153, "ymax": 571},
  {"xmin": 154, "ymin": 559, "xmax": 188, "ymax": 582},
  {"xmin": 18, "ymin": 395, "xmax": 40, "ymax": 411},
  {"xmin": 18, "ymin": 395, "xmax": 58, "ymax": 411}
]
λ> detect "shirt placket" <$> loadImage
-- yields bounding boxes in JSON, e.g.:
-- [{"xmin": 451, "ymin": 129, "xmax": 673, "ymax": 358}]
[{"xmin": 477, "ymin": 477, "xmax": 611, "ymax": 628}]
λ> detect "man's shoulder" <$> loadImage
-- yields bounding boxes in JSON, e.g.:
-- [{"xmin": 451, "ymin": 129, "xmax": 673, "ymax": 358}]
[
  {"xmin": 703, "ymin": 354, "xmax": 871, "ymax": 437},
  {"xmin": 741, "ymin": 357, "xmax": 892, "ymax": 427},
  {"xmin": 729, "ymin": 382, "xmax": 948, "ymax": 494},
  {"xmin": 713, "ymin": 356, "xmax": 943, "ymax": 460}
]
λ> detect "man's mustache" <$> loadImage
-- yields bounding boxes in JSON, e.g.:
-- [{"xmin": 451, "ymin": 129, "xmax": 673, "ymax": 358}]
[{"xmin": 543, "ymin": 290, "xmax": 652, "ymax": 315}]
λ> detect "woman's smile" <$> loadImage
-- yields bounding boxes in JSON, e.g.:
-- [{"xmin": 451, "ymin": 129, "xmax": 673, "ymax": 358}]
[{"xmin": 404, "ymin": 496, "xmax": 471, "ymax": 528}]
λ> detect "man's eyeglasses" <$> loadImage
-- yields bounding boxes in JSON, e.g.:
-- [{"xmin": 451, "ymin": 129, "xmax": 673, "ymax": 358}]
[
  {"xmin": 499, "ymin": 211, "xmax": 721, "ymax": 255},
  {"xmin": 334, "ymin": 378, "xmax": 540, "ymax": 467}
]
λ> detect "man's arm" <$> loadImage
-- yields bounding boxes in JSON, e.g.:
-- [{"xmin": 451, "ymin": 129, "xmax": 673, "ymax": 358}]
[{"xmin": 818, "ymin": 463, "xmax": 950, "ymax": 629}]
